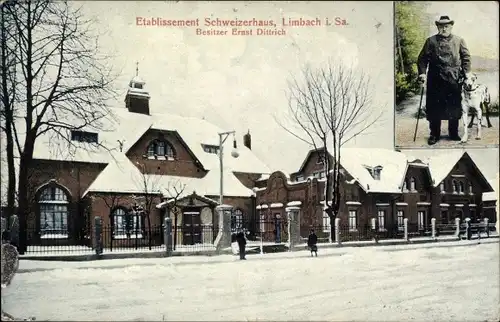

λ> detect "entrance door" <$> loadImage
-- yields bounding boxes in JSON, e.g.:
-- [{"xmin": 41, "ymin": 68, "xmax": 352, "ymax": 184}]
[{"xmin": 182, "ymin": 211, "xmax": 202, "ymax": 245}]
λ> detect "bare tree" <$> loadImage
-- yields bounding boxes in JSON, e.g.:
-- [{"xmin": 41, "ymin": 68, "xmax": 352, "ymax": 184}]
[
  {"xmin": 132, "ymin": 163, "xmax": 163, "ymax": 249},
  {"xmin": 1, "ymin": 1, "xmax": 119, "ymax": 253},
  {"xmin": 276, "ymin": 60, "xmax": 381, "ymax": 241},
  {"xmin": 163, "ymin": 179, "xmax": 187, "ymax": 250},
  {"xmin": 0, "ymin": 1, "xmax": 19, "ymax": 222}
]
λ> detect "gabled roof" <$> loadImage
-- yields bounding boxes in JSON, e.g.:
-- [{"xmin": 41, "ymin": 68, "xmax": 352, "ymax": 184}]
[
  {"xmin": 82, "ymin": 152, "xmax": 254, "ymax": 198},
  {"xmin": 427, "ymin": 151, "xmax": 494, "ymax": 191},
  {"xmin": 483, "ymin": 179, "xmax": 497, "ymax": 202},
  {"xmin": 8, "ymin": 106, "xmax": 270, "ymax": 174}
]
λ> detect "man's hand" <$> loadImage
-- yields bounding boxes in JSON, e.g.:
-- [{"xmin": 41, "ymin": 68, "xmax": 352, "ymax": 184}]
[{"xmin": 418, "ymin": 74, "xmax": 426, "ymax": 85}]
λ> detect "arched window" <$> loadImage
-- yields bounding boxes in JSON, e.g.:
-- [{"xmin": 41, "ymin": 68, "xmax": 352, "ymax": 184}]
[
  {"xmin": 402, "ymin": 180, "xmax": 407, "ymax": 191},
  {"xmin": 410, "ymin": 177, "xmax": 416, "ymax": 192},
  {"xmin": 459, "ymin": 181, "xmax": 465, "ymax": 194},
  {"xmin": 38, "ymin": 185, "xmax": 70, "ymax": 238},
  {"xmin": 112, "ymin": 207, "xmax": 143, "ymax": 238},
  {"xmin": 452, "ymin": 180, "xmax": 458, "ymax": 193},
  {"xmin": 146, "ymin": 140, "xmax": 175, "ymax": 160},
  {"xmin": 231, "ymin": 209, "xmax": 244, "ymax": 233},
  {"xmin": 440, "ymin": 181, "xmax": 445, "ymax": 193},
  {"xmin": 468, "ymin": 183, "xmax": 473, "ymax": 194}
]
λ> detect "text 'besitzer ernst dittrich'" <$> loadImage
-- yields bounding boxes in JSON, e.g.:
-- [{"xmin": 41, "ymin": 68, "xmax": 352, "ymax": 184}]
[{"xmin": 136, "ymin": 17, "xmax": 349, "ymax": 33}]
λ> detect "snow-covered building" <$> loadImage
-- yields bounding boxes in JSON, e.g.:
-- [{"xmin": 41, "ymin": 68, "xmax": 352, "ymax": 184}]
[
  {"xmin": 254, "ymin": 148, "xmax": 496, "ymax": 240},
  {"xmin": 5, "ymin": 74, "xmax": 270, "ymax": 248}
]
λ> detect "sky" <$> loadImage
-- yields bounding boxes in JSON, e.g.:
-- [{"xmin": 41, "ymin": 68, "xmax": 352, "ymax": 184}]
[
  {"xmin": 80, "ymin": 1, "xmax": 395, "ymax": 173},
  {"xmin": 424, "ymin": 1, "xmax": 499, "ymax": 60},
  {"xmin": 28, "ymin": 1, "xmax": 497, "ymax": 182}
]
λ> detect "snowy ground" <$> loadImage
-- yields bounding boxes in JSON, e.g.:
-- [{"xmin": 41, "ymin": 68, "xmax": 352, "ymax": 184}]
[{"xmin": 4, "ymin": 240, "xmax": 499, "ymax": 321}]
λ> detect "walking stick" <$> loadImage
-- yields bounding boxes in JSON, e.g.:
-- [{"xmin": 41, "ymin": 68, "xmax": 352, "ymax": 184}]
[{"xmin": 413, "ymin": 84, "xmax": 425, "ymax": 142}]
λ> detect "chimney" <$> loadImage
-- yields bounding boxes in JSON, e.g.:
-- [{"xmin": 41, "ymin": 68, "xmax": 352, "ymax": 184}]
[
  {"xmin": 243, "ymin": 129, "xmax": 251, "ymax": 150},
  {"xmin": 125, "ymin": 63, "xmax": 150, "ymax": 115}
]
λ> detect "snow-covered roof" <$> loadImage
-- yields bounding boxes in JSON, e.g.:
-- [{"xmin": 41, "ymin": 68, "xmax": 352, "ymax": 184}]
[
  {"xmin": 11, "ymin": 107, "xmax": 270, "ymax": 174},
  {"xmin": 425, "ymin": 150, "xmax": 466, "ymax": 187},
  {"xmin": 483, "ymin": 179, "xmax": 498, "ymax": 202},
  {"xmin": 82, "ymin": 151, "xmax": 253, "ymax": 198},
  {"xmin": 339, "ymin": 148, "xmax": 410, "ymax": 193}
]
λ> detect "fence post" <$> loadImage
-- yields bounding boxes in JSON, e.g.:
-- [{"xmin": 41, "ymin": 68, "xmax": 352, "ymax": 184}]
[
  {"xmin": 431, "ymin": 218, "xmax": 436, "ymax": 240},
  {"xmin": 455, "ymin": 217, "xmax": 461, "ymax": 239},
  {"xmin": 94, "ymin": 216, "xmax": 103, "ymax": 256},
  {"xmin": 371, "ymin": 218, "xmax": 378, "ymax": 244},
  {"xmin": 9, "ymin": 215, "xmax": 19, "ymax": 248},
  {"xmin": 334, "ymin": 218, "xmax": 341, "ymax": 245},
  {"xmin": 465, "ymin": 217, "xmax": 472, "ymax": 240},
  {"xmin": 286, "ymin": 207, "xmax": 300, "ymax": 251},
  {"xmin": 484, "ymin": 218, "xmax": 489, "ymax": 237},
  {"xmin": 164, "ymin": 217, "xmax": 172, "ymax": 256},
  {"xmin": 214, "ymin": 204, "xmax": 233, "ymax": 252},
  {"xmin": 403, "ymin": 218, "xmax": 409, "ymax": 241}
]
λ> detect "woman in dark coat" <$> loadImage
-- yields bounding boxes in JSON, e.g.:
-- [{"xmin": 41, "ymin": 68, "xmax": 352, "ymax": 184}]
[
  {"xmin": 417, "ymin": 15, "xmax": 471, "ymax": 145},
  {"xmin": 307, "ymin": 229, "xmax": 318, "ymax": 257}
]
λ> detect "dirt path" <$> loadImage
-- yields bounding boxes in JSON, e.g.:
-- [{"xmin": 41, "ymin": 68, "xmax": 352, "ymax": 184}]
[{"xmin": 395, "ymin": 95, "xmax": 499, "ymax": 148}]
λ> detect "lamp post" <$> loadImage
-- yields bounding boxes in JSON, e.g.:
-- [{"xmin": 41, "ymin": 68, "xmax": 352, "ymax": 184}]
[{"xmin": 218, "ymin": 131, "xmax": 239, "ymax": 205}]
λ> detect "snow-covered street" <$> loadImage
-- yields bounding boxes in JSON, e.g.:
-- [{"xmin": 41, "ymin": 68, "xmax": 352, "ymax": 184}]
[{"xmin": 3, "ymin": 241, "xmax": 499, "ymax": 321}]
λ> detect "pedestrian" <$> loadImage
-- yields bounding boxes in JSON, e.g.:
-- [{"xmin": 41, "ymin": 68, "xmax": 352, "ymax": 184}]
[
  {"xmin": 235, "ymin": 229, "xmax": 247, "ymax": 260},
  {"xmin": 307, "ymin": 229, "xmax": 318, "ymax": 257},
  {"xmin": 416, "ymin": 15, "xmax": 471, "ymax": 145}
]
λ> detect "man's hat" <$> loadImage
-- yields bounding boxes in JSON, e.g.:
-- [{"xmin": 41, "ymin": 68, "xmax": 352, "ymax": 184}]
[{"xmin": 435, "ymin": 15, "xmax": 454, "ymax": 26}]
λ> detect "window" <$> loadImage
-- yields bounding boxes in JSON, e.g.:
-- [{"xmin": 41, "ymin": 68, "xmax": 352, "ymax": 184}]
[
  {"xmin": 452, "ymin": 180, "xmax": 458, "ymax": 193},
  {"xmin": 231, "ymin": 209, "xmax": 243, "ymax": 232},
  {"xmin": 202, "ymin": 144, "xmax": 219, "ymax": 154},
  {"xmin": 38, "ymin": 185, "xmax": 70, "ymax": 239},
  {"xmin": 410, "ymin": 177, "xmax": 416, "ymax": 192},
  {"xmin": 470, "ymin": 208, "xmax": 477, "ymax": 221},
  {"xmin": 312, "ymin": 171, "xmax": 325, "ymax": 179},
  {"xmin": 455, "ymin": 209, "xmax": 463, "ymax": 220},
  {"xmin": 112, "ymin": 207, "xmax": 143, "ymax": 238},
  {"xmin": 317, "ymin": 153, "xmax": 325, "ymax": 164},
  {"xmin": 345, "ymin": 188, "xmax": 353, "ymax": 201},
  {"xmin": 373, "ymin": 166, "xmax": 382, "ymax": 180},
  {"xmin": 377, "ymin": 210, "xmax": 386, "ymax": 231},
  {"xmin": 146, "ymin": 140, "xmax": 175, "ymax": 160},
  {"xmin": 440, "ymin": 181, "xmax": 445, "ymax": 193},
  {"xmin": 458, "ymin": 182, "xmax": 465, "ymax": 194},
  {"xmin": 323, "ymin": 212, "xmax": 330, "ymax": 233},
  {"xmin": 417, "ymin": 211, "xmax": 425, "ymax": 230},
  {"xmin": 397, "ymin": 210, "xmax": 404, "ymax": 231},
  {"xmin": 402, "ymin": 180, "xmax": 408, "ymax": 192},
  {"xmin": 468, "ymin": 183, "xmax": 473, "ymax": 194},
  {"xmin": 348, "ymin": 210, "xmax": 357, "ymax": 231},
  {"xmin": 441, "ymin": 210, "xmax": 449, "ymax": 224},
  {"xmin": 295, "ymin": 175, "xmax": 305, "ymax": 182},
  {"xmin": 259, "ymin": 213, "xmax": 265, "ymax": 233},
  {"xmin": 70, "ymin": 130, "xmax": 98, "ymax": 143}
]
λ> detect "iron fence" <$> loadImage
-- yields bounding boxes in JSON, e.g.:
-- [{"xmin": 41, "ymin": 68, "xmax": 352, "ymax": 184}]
[
  {"xmin": 24, "ymin": 227, "xmax": 94, "ymax": 255},
  {"xmin": 338, "ymin": 224, "xmax": 373, "ymax": 242},
  {"xmin": 102, "ymin": 225, "xmax": 164, "ymax": 252},
  {"xmin": 435, "ymin": 223, "xmax": 457, "ymax": 236},
  {"xmin": 376, "ymin": 224, "xmax": 406, "ymax": 240},
  {"xmin": 171, "ymin": 224, "xmax": 216, "ymax": 251},
  {"xmin": 305, "ymin": 225, "xmax": 331, "ymax": 243},
  {"xmin": 254, "ymin": 220, "xmax": 288, "ymax": 244},
  {"xmin": 406, "ymin": 223, "xmax": 432, "ymax": 238}
]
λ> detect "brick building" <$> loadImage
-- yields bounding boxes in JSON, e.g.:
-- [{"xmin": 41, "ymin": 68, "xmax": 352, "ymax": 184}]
[
  {"xmin": 254, "ymin": 148, "xmax": 497, "ymax": 240},
  {"xmin": 4, "ymin": 74, "xmax": 270, "ymax": 248}
]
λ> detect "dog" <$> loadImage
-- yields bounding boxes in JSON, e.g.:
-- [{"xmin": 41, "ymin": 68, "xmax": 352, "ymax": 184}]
[{"xmin": 461, "ymin": 73, "xmax": 493, "ymax": 143}]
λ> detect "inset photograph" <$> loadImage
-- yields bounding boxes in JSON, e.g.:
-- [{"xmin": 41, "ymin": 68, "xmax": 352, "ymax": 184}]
[{"xmin": 395, "ymin": 1, "xmax": 499, "ymax": 149}]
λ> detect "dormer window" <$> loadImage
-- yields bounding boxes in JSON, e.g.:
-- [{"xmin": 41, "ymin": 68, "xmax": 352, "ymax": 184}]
[
  {"xmin": 312, "ymin": 171, "xmax": 325, "ymax": 179},
  {"xmin": 71, "ymin": 130, "xmax": 98, "ymax": 144},
  {"xmin": 202, "ymin": 144, "xmax": 219, "ymax": 154},
  {"xmin": 134, "ymin": 83, "xmax": 143, "ymax": 89},
  {"xmin": 146, "ymin": 140, "xmax": 175, "ymax": 160},
  {"xmin": 295, "ymin": 175, "xmax": 305, "ymax": 182},
  {"xmin": 410, "ymin": 177, "xmax": 416, "ymax": 192},
  {"xmin": 373, "ymin": 166, "xmax": 382, "ymax": 180}
]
